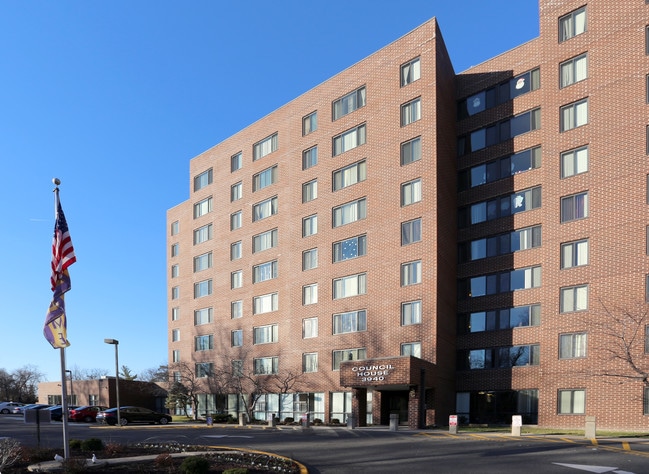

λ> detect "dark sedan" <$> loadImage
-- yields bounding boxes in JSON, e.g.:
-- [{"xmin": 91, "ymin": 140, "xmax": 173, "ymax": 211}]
[
  {"xmin": 96, "ymin": 406, "xmax": 172, "ymax": 426},
  {"xmin": 47, "ymin": 405, "xmax": 79, "ymax": 422}
]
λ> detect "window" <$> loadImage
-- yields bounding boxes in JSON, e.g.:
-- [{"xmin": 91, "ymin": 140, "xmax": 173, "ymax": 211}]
[
  {"xmin": 332, "ymin": 348, "xmax": 366, "ymax": 370},
  {"xmin": 302, "ymin": 179, "xmax": 318, "ymax": 202},
  {"xmin": 171, "ymin": 265, "xmax": 179, "ymax": 278},
  {"xmin": 231, "ymin": 241, "xmax": 242, "ymax": 260},
  {"xmin": 401, "ymin": 260, "xmax": 422, "ymax": 286},
  {"xmin": 561, "ymin": 146, "xmax": 589, "ymax": 178},
  {"xmin": 460, "ymin": 225, "xmax": 542, "ymax": 261},
  {"xmin": 333, "ymin": 124, "xmax": 366, "ymax": 156},
  {"xmin": 231, "ymin": 330, "xmax": 243, "ymax": 347},
  {"xmin": 231, "ymin": 300, "xmax": 242, "ymax": 319},
  {"xmin": 333, "ymin": 198, "xmax": 366, "ymax": 227},
  {"xmin": 194, "ymin": 169, "xmax": 213, "ymax": 191},
  {"xmin": 560, "ymin": 53, "xmax": 588, "ymax": 88},
  {"xmin": 558, "ymin": 389, "xmax": 585, "ymax": 414},
  {"xmin": 253, "ymin": 133, "xmax": 278, "ymax": 160},
  {"xmin": 195, "ymin": 334, "xmax": 213, "ymax": 352},
  {"xmin": 231, "ymin": 182, "xmax": 242, "ymax": 202},
  {"xmin": 303, "ymin": 283, "xmax": 318, "ymax": 305},
  {"xmin": 253, "ymin": 260, "xmax": 278, "ymax": 283},
  {"xmin": 401, "ymin": 57, "xmax": 420, "ymax": 86},
  {"xmin": 460, "ymin": 305, "xmax": 541, "ymax": 334},
  {"xmin": 231, "ymin": 360, "xmax": 243, "ymax": 377},
  {"xmin": 193, "ymin": 197, "xmax": 212, "ymax": 218},
  {"xmin": 254, "ymin": 324, "xmax": 278, "ymax": 344},
  {"xmin": 170, "ymin": 221, "xmax": 179, "ymax": 236},
  {"xmin": 401, "ymin": 179, "xmax": 422, "ymax": 206},
  {"xmin": 465, "ymin": 266, "xmax": 542, "ymax": 298},
  {"xmin": 459, "ymin": 146, "xmax": 542, "ymax": 189},
  {"xmin": 193, "ymin": 224, "xmax": 212, "ymax": 245},
  {"xmin": 561, "ymin": 239, "xmax": 589, "ymax": 269},
  {"xmin": 303, "ymin": 111, "xmax": 317, "ymax": 135},
  {"xmin": 646, "ymin": 26, "xmax": 649, "ymax": 56},
  {"xmin": 230, "ymin": 211, "xmax": 242, "ymax": 231},
  {"xmin": 303, "ymin": 317, "xmax": 318, "ymax": 338},
  {"xmin": 560, "ymin": 99, "xmax": 588, "ymax": 131},
  {"xmin": 253, "ymin": 165, "xmax": 278, "ymax": 192},
  {"xmin": 253, "ymin": 228, "xmax": 278, "ymax": 252},
  {"xmin": 401, "ymin": 137, "xmax": 421, "ymax": 165},
  {"xmin": 171, "ymin": 286, "xmax": 179, "ymax": 300},
  {"xmin": 172, "ymin": 350, "xmax": 180, "ymax": 363},
  {"xmin": 303, "ymin": 146, "xmax": 318, "ymax": 170},
  {"xmin": 231, "ymin": 270, "xmax": 243, "ymax": 289},
  {"xmin": 253, "ymin": 292, "xmax": 278, "ymax": 314},
  {"xmin": 560, "ymin": 285, "xmax": 588, "ymax": 313},
  {"xmin": 559, "ymin": 333, "xmax": 587, "ymax": 359},
  {"xmin": 171, "ymin": 307, "xmax": 179, "ymax": 321},
  {"xmin": 401, "ymin": 218, "xmax": 422, "ymax": 246},
  {"xmin": 231, "ymin": 152, "xmax": 242, "ymax": 172},
  {"xmin": 646, "ymin": 325, "xmax": 649, "ymax": 354},
  {"xmin": 193, "ymin": 252, "xmax": 212, "ymax": 272},
  {"xmin": 401, "ymin": 300, "xmax": 421, "ymax": 326},
  {"xmin": 401, "ymin": 98, "xmax": 421, "ymax": 126},
  {"xmin": 194, "ymin": 279, "xmax": 212, "ymax": 298},
  {"xmin": 333, "ymin": 86, "xmax": 366, "ymax": 120},
  {"xmin": 459, "ymin": 345, "xmax": 539, "ymax": 370},
  {"xmin": 302, "ymin": 248, "xmax": 318, "ymax": 271},
  {"xmin": 644, "ymin": 387, "xmax": 649, "ymax": 415},
  {"xmin": 561, "ymin": 192, "xmax": 589, "ymax": 222},
  {"xmin": 333, "ymin": 235, "xmax": 367, "ymax": 262},
  {"xmin": 333, "ymin": 310, "xmax": 366, "ymax": 335},
  {"xmin": 302, "ymin": 215, "xmax": 318, "ymax": 237},
  {"xmin": 196, "ymin": 363, "xmax": 213, "ymax": 378},
  {"xmin": 253, "ymin": 196, "xmax": 278, "ymax": 221},
  {"xmin": 254, "ymin": 357, "xmax": 278, "ymax": 375},
  {"xmin": 303, "ymin": 353, "xmax": 318, "ymax": 373},
  {"xmin": 333, "ymin": 160, "xmax": 366, "ymax": 191},
  {"xmin": 172, "ymin": 329, "xmax": 180, "ymax": 342},
  {"xmin": 559, "ymin": 7, "xmax": 586, "ymax": 42},
  {"xmin": 461, "ymin": 186, "xmax": 542, "ymax": 227},
  {"xmin": 401, "ymin": 342, "xmax": 421, "ymax": 358},
  {"xmin": 194, "ymin": 307, "xmax": 212, "ymax": 325},
  {"xmin": 333, "ymin": 273, "xmax": 367, "ymax": 299}
]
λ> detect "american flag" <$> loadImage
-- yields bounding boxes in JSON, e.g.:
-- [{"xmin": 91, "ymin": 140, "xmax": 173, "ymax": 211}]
[{"xmin": 44, "ymin": 190, "xmax": 76, "ymax": 348}]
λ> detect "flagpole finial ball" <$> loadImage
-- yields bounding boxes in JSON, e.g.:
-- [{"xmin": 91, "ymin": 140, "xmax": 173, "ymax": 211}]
[{"xmin": 52, "ymin": 178, "xmax": 61, "ymax": 186}]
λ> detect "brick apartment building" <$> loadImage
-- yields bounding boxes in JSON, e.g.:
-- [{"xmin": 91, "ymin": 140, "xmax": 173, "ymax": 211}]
[{"xmin": 167, "ymin": 0, "xmax": 649, "ymax": 430}]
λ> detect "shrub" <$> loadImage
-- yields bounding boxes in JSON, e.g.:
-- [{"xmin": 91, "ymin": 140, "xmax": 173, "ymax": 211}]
[
  {"xmin": 80, "ymin": 438, "xmax": 104, "ymax": 452},
  {"xmin": 223, "ymin": 468, "xmax": 249, "ymax": 474},
  {"xmin": 61, "ymin": 456, "xmax": 88, "ymax": 474},
  {"xmin": 283, "ymin": 417, "xmax": 294, "ymax": 424},
  {"xmin": 68, "ymin": 439, "xmax": 82, "ymax": 451},
  {"xmin": 0, "ymin": 438, "xmax": 21, "ymax": 473},
  {"xmin": 313, "ymin": 418, "xmax": 323, "ymax": 425},
  {"xmin": 331, "ymin": 418, "xmax": 340, "ymax": 424},
  {"xmin": 180, "ymin": 455, "xmax": 211, "ymax": 474},
  {"xmin": 103, "ymin": 442, "xmax": 126, "ymax": 456},
  {"xmin": 155, "ymin": 452, "xmax": 174, "ymax": 468}
]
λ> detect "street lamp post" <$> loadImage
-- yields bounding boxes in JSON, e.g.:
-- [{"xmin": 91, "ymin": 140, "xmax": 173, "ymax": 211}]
[
  {"xmin": 103, "ymin": 338, "xmax": 120, "ymax": 426},
  {"xmin": 65, "ymin": 369, "xmax": 73, "ymax": 405}
]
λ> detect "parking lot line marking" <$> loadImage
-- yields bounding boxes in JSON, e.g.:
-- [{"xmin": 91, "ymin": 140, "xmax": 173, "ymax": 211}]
[{"xmin": 622, "ymin": 442, "xmax": 631, "ymax": 451}]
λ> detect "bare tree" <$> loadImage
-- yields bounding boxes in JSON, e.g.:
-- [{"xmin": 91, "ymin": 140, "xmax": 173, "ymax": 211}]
[
  {"xmin": 166, "ymin": 361, "xmax": 210, "ymax": 420},
  {"xmin": 140, "ymin": 364, "xmax": 169, "ymax": 383}
]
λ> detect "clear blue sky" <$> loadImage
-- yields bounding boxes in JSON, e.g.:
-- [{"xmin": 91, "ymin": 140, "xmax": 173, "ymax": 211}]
[{"xmin": 1, "ymin": 1, "xmax": 539, "ymax": 383}]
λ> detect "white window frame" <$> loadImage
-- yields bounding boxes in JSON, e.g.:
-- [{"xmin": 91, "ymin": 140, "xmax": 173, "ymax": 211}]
[
  {"xmin": 302, "ymin": 179, "xmax": 318, "ymax": 203},
  {"xmin": 333, "ymin": 124, "xmax": 366, "ymax": 156},
  {"xmin": 401, "ymin": 300, "xmax": 422, "ymax": 326},
  {"xmin": 302, "ymin": 215, "xmax": 318, "ymax": 237},
  {"xmin": 194, "ymin": 279, "xmax": 212, "ymax": 298},
  {"xmin": 193, "ymin": 197, "xmax": 212, "ymax": 218},
  {"xmin": 333, "ymin": 310, "xmax": 367, "ymax": 335},
  {"xmin": 253, "ymin": 324, "xmax": 279, "ymax": 345},
  {"xmin": 253, "ymin": 228, "xmax": 278, "ymax": 252},
  {"xmin": 303, "ymin": 111, "xmax": 317, "ymax": 135},
  {"xmin": 231, "ymin": 241, "xmax": 242, "ymax": 261},
  {"xmin": 231, "ymin": 211, "xmax": 242, "ymax": 230},
  {"xmin": 231, "ymin": 270, "xmax": 243, "ymax": 289},
  {"xmin": 401, "ymin": 57, "xmax": 421, "ymax": 86},
  {"xmin": 333, "ymin": 198, "xmax": 367, "ymax": 227},
  {"xmin": 302, "ymin": 248, "xmax": 318, "ymax": 271},
  {"xmin": 193, "ymin": 252, "xmax": 212, "ymax": 272},
  {"xmin": 558, "ymin": 389, "xmax": 585, "ymax": 414},
  {"xmin": 333, "ymin": 273, "xmax": 367, "ymax": 299},
  {"xmin": 303, "ymin": 283, "xmax": 318, "ymax": 305},
  {"xmin": 401, "ymin": 97, "xmax": 421, "ymax": 126},
  {"xmin": 253, "ymin": 292, "xmax": 278, "ymax": 314},
  {"xmin": 401, "ymin": 179, "xmax": 422, "ymax": 206},
  {"xmin": 231, "ymin": 300, "xmax": 243, "ymax": 319},
  {"xmin": 303, "ymin": 353, "xmax": 318, "ymax": 373},
  {"xmin": 333, "ymin": 160, "xmax": 366, "ymax": 191},
  {"xmin": 400, "ymin": 342, "xmax": 421, "ymax": 358},
  {"xmin": 253, "ymin": 196, "xmax": 278, "ymax": 221},
  {"xmin": 193, "ymin": 224, "xmax": 212, "ymax": 245},
  {"xmin": 253, "ymin": 260, "xmax": 278, "ymax": 283},
  {"xmin": 231, "ymin": 330, "xmax": 243, "ymax": 347},
  {"xmin": 194, "ymin": 307, "xmax": 212, "ymax": 325},
  {"xmin": 303, "ymin": 317, "xmax": 318, "ymax": 338},
  {"xmin": 231, "ymin": 182, "xmax": 242, "ymax": 202},
  {"xmin": 401, "ymin": 260, "xmax": 422, "ymax": 286},
  {"xmin": 254, "ymin": 356, "xmax": 279, "ymax": 375}
]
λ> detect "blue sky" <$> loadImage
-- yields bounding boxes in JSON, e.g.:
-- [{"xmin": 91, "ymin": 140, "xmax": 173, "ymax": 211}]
[{"xmin": 1, "ymin": 1, "xmax": 539, "ymax": 383}]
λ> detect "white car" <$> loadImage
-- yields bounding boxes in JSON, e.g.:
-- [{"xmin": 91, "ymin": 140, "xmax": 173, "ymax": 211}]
[{"xmin": 0, "ymin": 402, "xmax": 24, "ymax": 414}]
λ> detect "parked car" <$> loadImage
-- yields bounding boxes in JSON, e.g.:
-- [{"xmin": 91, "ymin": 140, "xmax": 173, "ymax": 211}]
[
  {"xmin": 12, "ymin": 403, "xmax": 51, "ymax": 414},
  {"xmin": 96, "ymin": 406, "xmax": 172, "ymax": 426},
  {"xmin": 0, "ymin": 402, "xmax": 24, "ymax": 414},
  {"xmin": 47, "ymin": 405, "xmax": 79, "ymax": 422},
  {"xmin": 68, "ymin": 405, "xmax": 108, "ymax": 423}
]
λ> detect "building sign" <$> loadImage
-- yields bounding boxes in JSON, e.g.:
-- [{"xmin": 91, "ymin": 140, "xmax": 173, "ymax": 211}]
[{"xmin": 351, "ymin": 364, "xmax": 395, "ymax": 383}]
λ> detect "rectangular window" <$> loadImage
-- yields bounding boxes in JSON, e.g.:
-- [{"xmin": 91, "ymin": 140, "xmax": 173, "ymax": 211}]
[
  {"xmin": 460, "ymin": 304, "xmax": 541, "ymax": 334},
  {"xmin": 303, "ymin": 317, "xmax": 318, "ymax": 338},
  {"xmin": 170, "ymin": 221, "xmax": 179, "ymax": 236},
  {"xmin": 303, "ymin": 353, "xmax": 318, "ymax": 373},
  {"xmin": 253, "ymin": 260, "xmax": 278, "ymax": 283},
  {"xmin": 401, "ymin": 218, "xmax": 422, "ymax": 246},
  {"xmin": 561, "ymin": 192, "xmax": 589, "ymax": 222},
  {"xmin": 333, "ymin": 124, "xmax": 366, "ymax": 156},
  {"xmin": 461, "ymin": 146, "xmax": 542, "ymax": 189},
  {"xmin": 193, "ymin": 197, "xmax": 212, "ymax": 218},
  {"xmin": 172, "ymin": 350, "xmax": 180, "ymax": 363},
  {"xmin": 231, "ymin": 241, "xmax": 242, "ymax": 260},
  {"xmin": 231, "ymin": 152, "xmax": 242, "ymax": 172},
  {"xmin": 194, "ymin": 279, "xmax": 212, "ymax": 298},
  {"xmin": 644, "ymin": 387, "xmax": 649, "ymax": 415},
  {"xmin": 231, "ymin": 300, "xmax": 242, "ymax": 319},
  {"xmin": 559, "ymin": 7, "xmax": 586, "ymax": 42},
  {"xmin": 171, "ymin": 264, "xmax": 179, "ymax": 278},
  {"xmin": 194, "ymin": 169, "xmax": 212, "ymax": 191},
  {"xmin": 462, "ymin": 225, "xmax": 541, "ymax": 261},
  {"xmin": 194, "ymin": 307, "xmax": 212, "ymax": 325},
  {"xmin": 401, "ymin": 179, "xmax": 422, "ymax": 206},
  {"xmin": 253, "ymin": 292, "xmax": 278, "ymax": 314},
  {"xmin": 253, "ymin": 196, "xmax": 278, "ymax": 221},
  {"xmin": 231, "ymin": 182, "xmax": 242, "ymax": 202},
  {"xmin": 302, "ymin": 248, "xmax": 318, "ymax": 271},
  {"xmin": 401, "ymin": 260, "xmax": 422, "ymax": 286},
  {"xmin": 333, "ymin": 273, "xmax": 367, "ymax": 299},
  {"xmin": 196, "ymin": 363, "xmax": 212, "ymax": 378},
  {"xmin": 193, "ymin": 252, "xmax": 212, "ymax": 272},
  {"xmin": 401, "ymin": 97, "xmax": 421, "ymax": 126},
  {"xmin": 303, "ymin": 283, "xmax": 318, "ymax": 305},
  {"xmin": 333, "ymin": 86, "xmax": 366, "ymax": 120},
  {"xmin": 332, "ymin": 348, "xmax": 366, "ymax": 370},
  {"xmin": 195, "ymin": 334, "xmax": 213, "ymax": 351},
  {"xmin": 171, "ymin": 286, "xmax": 179, "ymax": 300},
  {"xmin": 559, "ymin": 333, "xmax": 587, "ymax": 359},
  {"xmin": 401, "ymin": 342, "xmax": 421, "ymax": 358},
  {"xmin": 254, "ymin": 324, "xmax": 279, "ymax": 344},
  {"xmin": 561, "ymin": 99, "xmax": 588, "ymax": 132},
  {"xmin": 561, "ymin": 146, "xmax": 589, "ymax": 178},
  {"xmin": 254, "ymin": 357, "xmax": 279, "ymax": 375},
  {"xmin": 561, "ymin": 239, "xmax": 589, "ymax": 269},
  {"xmin": 558, "ymin": 389, "xmax": 585, "ymax": 414},
  {"xmin": 253, "ymin": 165, "xmax": 278, "ymax": 192},
  {"xmin": 302, "ymin": 215, "xmax": 318, "ymax": 237},
  {"xmin": 303, "ymin": 111, "xmax": 317, "ymax": 135},
  {"xmin": 230, "ymin": 211, "xmax": 242, "ymax": 231},
  {"xmin": 333, "ymin": 235, "xmax": 367, "ymax": 262},
  {"xmin": 560, "ymin": 285, "xmax": 588, "ymax": 313},
  {"xmin": 401, "ymin": 57, "xmax": 421, "ymax": 86},
  {"xmin": 401, "ymin": 137, "xmax": 421, "ymax": 165},
  {"xmin": 303, "ymin": 146, "xmax": 318, "ymax": 170},
  {"xmin": 467, "ymin": 266, "xmax": 541, "ymax": 298},
  {"xmin": 253, "ymin": 133, "xmax": 278, "ymax": 160},
  {"xmin": 231, "ymin": 270, "xmax": 243, "ymax": 289},
  {"xmin": 171, "ymin": 307, "xmax": 179, "ymax": 321},
  {"xmin": 253, "ymin": 228, "xmax": 278, "ymax": 252},
  {"xmin": 560, "ymin": 53, "xmax": 588, "ymax": 88},
  {"xmin": 231, "ymin": 330, "xmax": 243, "ymax": 347},
  {"xmin": 172, "ymin": 329, "xmax": 180, "ymax": 342},
  {"xmin": 231, "ymin": 360, "xmax": 243, "ymax": 377},
  {"xmin": 401, "ymin": 300, "xmax": 422, "ymax": 326},
  {"xmin": 333, "ymin": 198, "xmax": 367, "ymax": 227},
  {"xmin": 302, "ymin": 179, "xmax": 318, "ymax": 202},
  {"xmin": 193, "ymin": 224, "xmax": 212, "ymax": 245},
  {"xmin": 646, "ymin": 325, "xmax": 649, "ymax": 354},
  {"xmin": 333, "ymin": 160, "xmax": 366, "ymax": 191},
  {"xmin": 462, "ymin": 187, "xmax": 542, "ymax": 227},
  {"xmin": 333, "ymin": 310, "xmax": 367, "ymax": 334}
]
